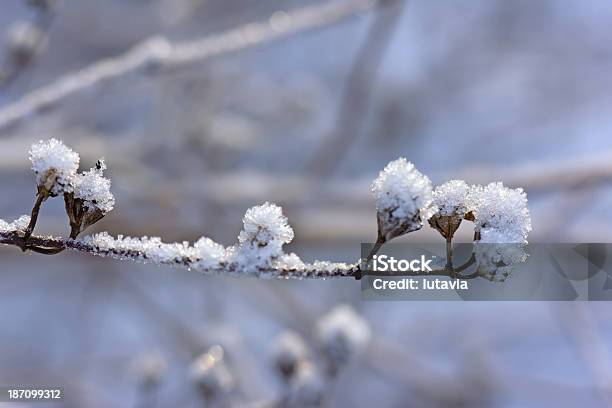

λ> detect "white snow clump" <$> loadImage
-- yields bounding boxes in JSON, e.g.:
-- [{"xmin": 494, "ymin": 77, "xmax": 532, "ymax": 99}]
[
  {"xmin": 72, "ymin": 159, "xmax": 115, "ymax": 214},
  {"xmin": 371, "ymin": 158, "xmax": 433, "ymax": 240},
  {"xmin": 29, "ymin": 138, "xmax": 80, "ymax": 196},
  {"xmin": 0, "ymin": 215, "xmax": 31, "ymax": 233}
]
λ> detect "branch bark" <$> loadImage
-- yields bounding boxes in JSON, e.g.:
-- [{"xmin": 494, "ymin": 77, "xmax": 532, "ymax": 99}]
[
  {"xmin": 0, "ymin": 229, "xmax": 360, "ymax": 279},
  {"xmin": 0, "ymin": 228, "xmax": 480, "ymax": 280}
]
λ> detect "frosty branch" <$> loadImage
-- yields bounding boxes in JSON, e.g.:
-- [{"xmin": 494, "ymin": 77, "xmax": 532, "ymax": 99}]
[
  {"xmin": 0, "ymin": 140, "xmax": 532, "ymax": 280},
  {"xmin": 0, "ymin": 0, "xmax": 388, "ymax": 132}
]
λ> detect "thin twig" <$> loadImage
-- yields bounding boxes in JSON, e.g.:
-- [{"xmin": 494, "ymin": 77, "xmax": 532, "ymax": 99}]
[
  {"xmin": 0, "ymin": 0, "xmax": 385, "ymax": 132},
  {"xmin": 23, "ymin": 192, "xmax": 45, "ymax": 242},
  {"xmin": 0, "ymin": 229, "xmax": 359, "ymax": 279},
  {"xmin": 0, "ymin": 228, "xmax": 482, "ymax": 280}
]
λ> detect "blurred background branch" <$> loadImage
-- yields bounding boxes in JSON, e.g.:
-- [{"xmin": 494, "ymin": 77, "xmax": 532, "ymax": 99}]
[{"xmin": 0, "ymin": 0, "xmax": 386, "ymax": 132}]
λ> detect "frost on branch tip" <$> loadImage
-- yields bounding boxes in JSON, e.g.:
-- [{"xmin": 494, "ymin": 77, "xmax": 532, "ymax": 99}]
[
  {"xmin": 471, "ymin": 182, "xmax": 532, "ymax": 243},
  {"xmin": 475, "ymin": 229, "xmax": 528, "ymax": 282},
  {"xmin": 470, "ymin": 183, "xmax": 532, "ymax": 281},
  {"xmin": 65, "ymin": 159, "xmax": 115, "ymax": 238},
  {"xmin": 371, "ymin": 158, "xmax": 433, "ymax": 242},
  {"xmin": 432, "ymin": 180, "xmax": 472, "ymax": 217},
  {"xmin": 72, "ymin": 159, "xmax": 115, "ymax": 214},
  {"xmin": 429, "ymin": 180, "xmax": 472, "ymax": 240},
  {"xmin": 234, "ymin": 201, "xmax": 295, "ymax": 270},
  {"xmin": 315, "ymin": 304, "xmax": 371, "ymax": 371},
  {"xmin": 29, "ymin": 138, "xmax": 80, "ymax": 197},
  {"xmin": 192, "ymin": 237, "xmax": 227, "ymax": 270}
]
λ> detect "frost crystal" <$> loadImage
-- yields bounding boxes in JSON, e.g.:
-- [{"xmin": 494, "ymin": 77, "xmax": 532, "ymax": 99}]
[
  {"xmin": 29, "ymin": 139, "xmax": 80, "ymax": 196},
  {"xmin": 78, "ymin": 232, "xmax": 232, "ymax": 272},
  {"xmin": 81, "ymin": 233, "xmax": 195, "ymax": 264},
  {"xmin": 316, "ymin": 305, "xmax": 371, "ymax": 369},
  {"xmin": 193, "ymin": 237, "xmax": 226, "ymax": 270},
  {"xmin": 432, "ymin": 180, "xmax": 472, "ymax": 217},
  {"xmin": 476, "ymin": 236, "xmax": 528, "ymax": 282},
  {"xmin": 471, "ymin": 182, "xmax": 532, "ymax": 243},
  {"xmin": 273, "ymin": 253, "xmax": 307, "ymax": 271},
  {"xmin": 272, "ymin": 331, "xmax": 310, "ymax": 379},
  {"xmin": 73, "ymin": 159, "xmax": 115, "ymax": 214},
  {"xmin": 429, "ymin": 180, "xmax": 474, "ymax": 240},
  {"xmin": 371, "ymin": 158, "xmax": 433, "ymax": 240},
  {"xmin": 0, "ymin": 215, "xmax": 31, "ymax": 233},
  {"xmin": 235, "ymin": 202, "xmax": 294, "ymax": 269}
]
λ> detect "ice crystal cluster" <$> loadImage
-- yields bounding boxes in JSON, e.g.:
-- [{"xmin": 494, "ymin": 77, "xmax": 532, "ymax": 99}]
[
  {"xmin": 192, "ymin": 237, "xmax": 227, "ymax": 270},
  {"xmin": 429, "ymin": 180, "xmax": 472, "ymax": 240},
  {"xmin": 27, "ymin": 139, "xmax": 116, "ymax": 238},
  {"xmin": 315, "ymin": 305, "xmax": 371, "ymax": 369},
  {"xmin": 471, "ymin": 182, "xmax": 532, "ymax": 243},
  {"xmin": 80, "ymin": 233, "xmax": 199, "ymax": 264},
  {"xmin": 29, "ymin": 138, "xmax": 79, "ymax": 196},
  {"xmin": 76, "ymin": 204, "xmax": 353, "ymax": 278},
  {"xmin": 429, "ymin": 180, "xmax": 531, "ymax": 244},
  {"xmin": 432, "ymin": 180, "xmax": 472, "ymax": 217},
  {"xmin": 475, "ymin": 239, "xmax": 528, "ymax": 282},
  {"xmin": 72, "ymin": 159, "xmax": 115, "ymax": 214},
  {"xmin": 0, "ymin": 215, "xmax": 31, "ymax": 233},
  {"xmin": 1, "ymin": 142, "xmax": 534, "ymax": 282},
  {"xmin": 235, "ymin": 202, "xmax": 295, "ymax": 269},
  {"xmin": 371, "ymin": 158, "xmax": 433, "ymax": 241}
]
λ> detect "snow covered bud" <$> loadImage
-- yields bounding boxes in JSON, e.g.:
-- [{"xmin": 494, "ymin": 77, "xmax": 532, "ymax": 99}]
[
  {"xmin": 371, "ymin": 158, "xmax": 433, "ymax": 243},
  {"xmin": 190, "ymin": 345, "xmax": 234, "ymax": 401},
  {"xmin": 236, "ymin": 202, "xmax": 294, "ymax": 268},
  {"xmin": 64, "ymin": 159, "xmax": 114, "ymax": 238},
  {"xmin": 469, "ymin": 183, "xmax": 531, "ymax": 281},
  {"xmin": 429, "ymin": 180, "xmax": 471, "ymax": 240},
  {"xmin": 272, "ymin": 331, "xmax": 310, "ymax": 381},
  {"xmin": 475, "ymin": 229, "xmax": 528, "ymax": 282},
  {"xmin": 315, "ymin": 305, "xmax": 371, "ymax": 374},
  {"xmin": 192, "ymin": 237, "xmax": 227, "ymax": 271},
  {"xmin": 29, "ymin": 138, "xmax": 80, "ymax": 198},
  {"xmin": 471, "ymin": 182, "xmax": 532, "ymax": 243}
]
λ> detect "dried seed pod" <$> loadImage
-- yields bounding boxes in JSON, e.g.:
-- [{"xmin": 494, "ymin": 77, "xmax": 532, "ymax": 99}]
[{"xmin": 371, "ymin": 158, "xmax": 433, "ymax": 242}]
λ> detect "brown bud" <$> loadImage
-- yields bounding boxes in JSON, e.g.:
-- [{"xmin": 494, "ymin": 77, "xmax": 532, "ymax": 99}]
[{"xmin": 428, "ymin": 213, "xmax": 463, "ymax": 241}]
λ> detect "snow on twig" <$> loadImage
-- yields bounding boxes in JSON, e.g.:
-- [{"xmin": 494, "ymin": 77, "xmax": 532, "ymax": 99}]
[{"xmin": 0, "ymin": 138, "xmax": 532, "ymax": 280}]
